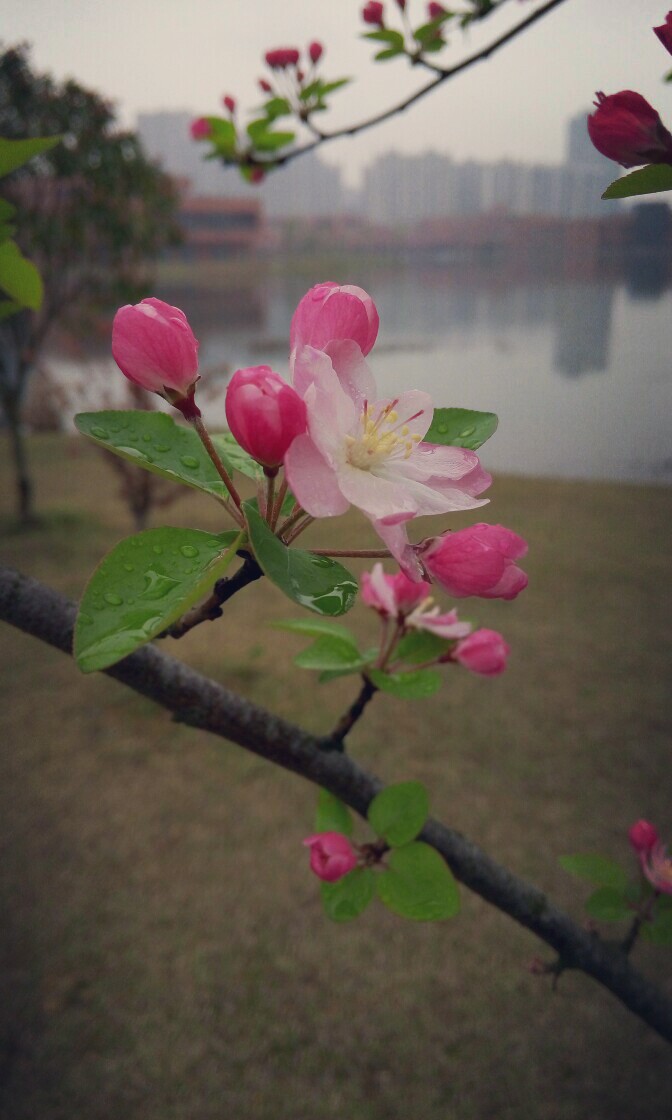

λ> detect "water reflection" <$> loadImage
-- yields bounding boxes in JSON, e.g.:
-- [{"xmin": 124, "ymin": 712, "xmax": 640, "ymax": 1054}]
[{"xmin": 45, "ymin": 259, "xmax": 672, "ymax": 485}]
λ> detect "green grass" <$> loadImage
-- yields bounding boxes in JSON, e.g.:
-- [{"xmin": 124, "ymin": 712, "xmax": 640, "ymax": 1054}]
[{"xmin": 1, "ymin": 433, "xmax": 671, "ymax": 1119}]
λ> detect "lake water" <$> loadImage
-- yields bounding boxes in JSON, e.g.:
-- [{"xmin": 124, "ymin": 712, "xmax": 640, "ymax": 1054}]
[{"xmin": 49, "ymin": 263, "xmax": 672, "ymax": 485}]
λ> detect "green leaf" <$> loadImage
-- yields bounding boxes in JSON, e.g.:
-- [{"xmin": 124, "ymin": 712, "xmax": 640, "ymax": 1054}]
[
  {"xmin": 0, "ymin": 239, "xmax": 43, "ymax": 309},
  {"xmin": 558, "ymin": 854, "xmax": 628, "ymax": 890},
  {"xmin": 376, "ymin": 842, "xmax": 460, "ymax": 921},
  {"xmin": 584, "ymin": 886, "xmax": 632, "ymax": 923},
  {"xmin": 75, "ymin": 528, "xmax": 243, "ymax": 672},
  {"xmin": 374, "ymin": 48, "xmax": 403, "ymax": 60},
  {"xmin": 75, "ymin": 411, "xmax": 237, "ymax": 503},
  {"xmin": 0, "ymin": 135, "xmax": 61, "ymax": 178},
  {"xmin": 210, "ymin": 431, "xmax": 262, "ymax": 480},
  {"xmin": 244, "ymin": 500, "xmax": 357, "ymax": 616},
  {"xmin": 395, "ymin": 629, "xmax": 451, "ymax": 665},
  {"xmin": 263, "ymin": 97, "xmax": 291, "ymax": 120},
  {"xmin": 0, "ymin": 299, "xmax": 22, "ymax": 322},
  {"xmin": 601, "ymin": 164, "xmax": 672, "ymax": 200},
  {"xmin": 318, "ymin": 79, "xmax": 351, "ymax": 96},
  {"xmin": 321, "ymin": 868, "xmax": 375, "ymax": 922},
  {"xmin": 369, "ymin": 667, "xmax": 442, "ymax": 699},
  {"xmin": 272, "ymin": 618, "xmax": 357, "ymax": 643},
  {"xmin": 368, "ymin": 782, "xmax": 429, "ymax": 847},
  {"xmin": 425, "ymin": 407, "xmax": 498, "ymax": 450},
  {"xmin": 205, "ymin": 117, "xmax": 237, "ymax": 156},
  {"xmin": 315, "ymin": 790, "xmax": 353, "ymax": 836},
  {"xmin": 247, "ymin": 120, "xmax": 295, "ymax": 151},
  {"xmin": 363, "ymin": 29, "xmax": 405, "ymax": 47},
  {"xmin": 294, "ymin": 635, "xmax": 370, "ymax": 672}
]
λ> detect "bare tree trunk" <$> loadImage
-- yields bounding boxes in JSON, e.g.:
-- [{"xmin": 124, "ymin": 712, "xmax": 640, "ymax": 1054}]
[
  {"xmin": 0, "ymin": 314, "xmax": 36, "ymax": 525},
  {"xmin": 4, "ymin": 396, "xmax": 34, "ymax": 524}
]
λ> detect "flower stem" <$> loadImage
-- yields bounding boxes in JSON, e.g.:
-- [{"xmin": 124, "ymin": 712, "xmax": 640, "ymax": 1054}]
[
  {"xmin": 264, "ymin": 467, "xmax": 278, "ymax": 526},
  {"xmin": 324, "ymin": 676, "xmax": 378, "ymax": 750},
  {"xmin": 284, "ymin": 515, "xmax": 314, "ymax": 544},
  {"xmin": 270, "ymin": 476, "xmax": 288, "ymax": 530},
  {"xmin": 277, "ymin": 504, "xmax": 307, "ymax": 539},
  {"xmin": 191, "ymin": 415, "xmax": 244, "ymax": 521}
]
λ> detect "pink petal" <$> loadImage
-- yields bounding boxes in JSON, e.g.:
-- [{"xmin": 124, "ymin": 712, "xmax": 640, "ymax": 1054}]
[{"xmin": 284, "ymin": 434, "xmax": 350, "ymax": 517}]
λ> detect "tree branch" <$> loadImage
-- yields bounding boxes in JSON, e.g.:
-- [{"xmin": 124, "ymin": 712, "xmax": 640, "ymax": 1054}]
[
  {"xmin": 254, "ymin": 0, "xmax": 570, "ymax": 171},
  {"xmin": 1, "ymin": 562, "xmax": 671, "ymax": 1045}
]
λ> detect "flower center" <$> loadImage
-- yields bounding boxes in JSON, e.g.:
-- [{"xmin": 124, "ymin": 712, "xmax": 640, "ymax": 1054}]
[{"xmin": 345, "ymin": 400, "xmax": 422, "ymax": 471}]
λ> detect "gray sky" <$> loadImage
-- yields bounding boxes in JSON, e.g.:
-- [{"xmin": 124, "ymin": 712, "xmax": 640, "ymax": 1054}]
[{"xmin": 3, "ymin": 0, "xmax": 671, "ymax": 185}]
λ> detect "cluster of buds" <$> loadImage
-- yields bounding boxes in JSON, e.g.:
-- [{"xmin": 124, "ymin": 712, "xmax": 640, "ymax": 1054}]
[
  {"xmin": 361, "ymin": 563, "xmax": 513, "ymax": 676},
  {"xmin": 587, "ymin": 12, "xmax": 672, "ymax": 169}
]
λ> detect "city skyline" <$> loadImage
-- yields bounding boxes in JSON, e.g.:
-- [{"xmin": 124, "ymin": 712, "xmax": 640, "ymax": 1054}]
[{"xmin": 2, "ymin": 0, "xmax": 670, "ymax": 188}]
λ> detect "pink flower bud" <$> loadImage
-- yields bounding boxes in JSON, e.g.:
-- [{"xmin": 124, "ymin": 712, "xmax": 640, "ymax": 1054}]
[
  {"xmin": 303, "ymin": 833, "xmax": 358, "ymax": 882},
  {"xmin": 265, "ymin": 47, "xmax": 300, "ymax": 69},
  {"xmin": 223, "ymin": 95, "xmax": 236, "ymax": 114},
  {"xmin": 249, "ymin": 167, "xmax": 265, "ymax": 184},
  {"xmin": 654, "ymin": 12, "xmax": 672, "ymax": 56},
  {"xmin": 225, "ymin": 365, "xmax": 307, "ymax": 469},
  {"xmin": 454, "ymin": 629, "xmax": 510, "ymax": 676},
  {"xmin": 629, "ymin": 819, "xmax": 660, "ymax": 856},
  {"xmin": 428, "ymin": 2, "xmax": 446, "ymax": 18},
  {"xmin": 290, "ymin": 282, "xmax": 379, "ymax": 356},
  {"xmin": 190, "ymin": 117, "xmax": 212, "ymax": 140},
  {"xmin": 362, "ymin": 2, "xmax": 385, "ymax": 26},
  {"xmin": 112, "ymin": 298, "xmax": 200, "ymax": 415},
  {"xmin": 587, "ymin": 90, "xmax": 672, "ymax": 168},
  {"xmin": 420, "ymin": 524, "xmax": 528, "ymax": 600},
  {"xmin": 259, "ymin": 78, "xmax": 273, "ymax": 93},
  {"xmin": 308, "ymin": 40, "xmax": 324, "ymax": 64},
  {"xmin": 361, "ymin": 563, "xmax": 431, "ymax": 617},
  {"xmin": 396, "ymin": 0, "xmax": 407, "ymax": 9}
]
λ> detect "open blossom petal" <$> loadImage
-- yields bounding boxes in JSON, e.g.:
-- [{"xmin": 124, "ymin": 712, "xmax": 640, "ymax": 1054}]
[
  {"xmin": 284, "ymin": 433, "xmax": 350, "ymax": 517},
  {"xmin": 405, "ymin": 604, "xmax": 472, "ymax": 640},
  {"xmin": 361, "ymin": 562, "xmax": 430, "ymax": 616},
  {"xmin": 286, "ymin": 346, "xmax": 490, "ymax": 536},
  {"xmin": 642, "ymin": 842, "xmax": 672, "ymax": 896}
]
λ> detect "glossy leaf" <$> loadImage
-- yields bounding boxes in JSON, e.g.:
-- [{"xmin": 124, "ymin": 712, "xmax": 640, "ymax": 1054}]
[
  {"xmin": 315, "ymin": 790, "xmax": 353, "ymax": 836},
  {"xmin": 294, "ymin": 635, "xmax": 370, "ymax": 672},
  {"xmin": 374, "ymin": 48, "xmax": 403, "ymax": 60},
  {"xmin": 75, "ymin": 528, "xmax": 242, "ymax": 672},
  {"xmin": 376, "ymin": 842, "xmax": 460, "ymax": 921},
  {"xmin": 75, "ymin": 411, "xmax": 236, "ymax": 503},
  {"xmin": 0, "ymin": 240, "xmax": 43, "ymax": 309},
  {"xmin": 211, "ymin": 432, "xmax": 262, "ymax": 480},
  {"xmin": 425, "ymin": 407, "xmax": 498, "ymax": 451},
  {"xmin": 321, "ymin": 868, "xmax": 375, "ymax": 922},
  {"xmin": 584, "ymin": 887, "xmax": 632, "ymax": 923},
  {"xmin": 0, "ymin": 135, "xmax": 61, "ymax": 178},
  {"xmin": 602, "ymin": 164, "xmax": 672, "ymax": 200},
  {"xmin": 395, "ymin": 629, "xmax": 451, "ymax": 665},
  {"xmin": 247, "ymin": 120, "xmax": 295, "ymax": 151},
  {"xmin": 369, "ymin": 667, "xmax": 442, "ymax": 699},
  {"xmin": 642, "ymin": 905, "xmax": 672, "ymax": 946},
  {"xmin": 368, "ymin": 782, "xmax": 429, "ymax": 847},
  {"xmin": 244, "ymin": 500, "xmax": 357, "ymax": 616},
  {"xmin": 272, "ymin": 618, "xmax": 357, "ymax": 643},
  {"xmin": 558, "ymin": 854, "xmax": 628, "ymax": 890}
]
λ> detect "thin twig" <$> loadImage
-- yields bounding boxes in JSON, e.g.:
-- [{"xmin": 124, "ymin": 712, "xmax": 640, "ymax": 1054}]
[
  {"xmin": 159, "ymin": 553, "xmax": 262, "ymax": 639},
  {"xmin": 251, "ymin": 0, "xmax": 570, "ymax": 172},
  {"xmin": 324, "ymin": 676, "xmax": 378, "ymax": 750}
]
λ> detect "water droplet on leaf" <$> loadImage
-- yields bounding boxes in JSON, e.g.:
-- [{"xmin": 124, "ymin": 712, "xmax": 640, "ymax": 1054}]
[
  {"xmin": 179, "ymin": 544, "xmax": 199, "ymax": 558},
  {"xmin": 91, "ymin": 426, "xmax": 108, "ymax": 439},
  {"xmin": 180, "ymin": 455, "xmax": 200, "ymax": 469},
  {"xmin": 104, "ymin": 591, "xmax": 123, "ymax": 606}
]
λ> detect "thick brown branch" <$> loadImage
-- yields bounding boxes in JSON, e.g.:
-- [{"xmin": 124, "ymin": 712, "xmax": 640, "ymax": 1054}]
[{"xmin": 1, "ymin": 562, "xmax": 671, "ymax": 1045}]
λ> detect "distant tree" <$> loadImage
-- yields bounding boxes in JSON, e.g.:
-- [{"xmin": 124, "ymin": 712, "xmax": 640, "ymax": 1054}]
[{"xmin": 0, "ymin": 43, "xmax": 180, "ymax": 522}]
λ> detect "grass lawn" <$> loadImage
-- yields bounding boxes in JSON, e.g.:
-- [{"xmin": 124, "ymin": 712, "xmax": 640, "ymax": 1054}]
[{"xmin": 1, "ymin": 433, "xmax": 671, "ymax": 1119}]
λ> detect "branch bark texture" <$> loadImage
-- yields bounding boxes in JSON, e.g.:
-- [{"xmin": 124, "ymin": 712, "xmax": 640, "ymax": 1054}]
[{"xmin": 1, "ymin": 563, "xmax": 671, "ymax": 1044}]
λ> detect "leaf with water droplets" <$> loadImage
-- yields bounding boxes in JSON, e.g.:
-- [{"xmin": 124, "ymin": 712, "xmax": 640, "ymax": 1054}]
[
  {"xmin": 75, "ymin": 411, "xmax": 240, "ymax": 504},
  {"xmin": 75, "ymin": 527, "xmax": 243, "ymax": 672},
  {"xmin": 425, "ymin": 408, "xmax": 498, "ymax": 451},
  {"xmin": 244, "ymin": 500, "xmax": 357, "ymax": 617}
]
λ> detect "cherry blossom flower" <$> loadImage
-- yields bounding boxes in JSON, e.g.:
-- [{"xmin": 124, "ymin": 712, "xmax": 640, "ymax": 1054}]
[
  {"xmin": 361, "ymin": 563, "xmax": 471, "ymax": 639},
  {"xmin": 642, "ymin": 841, "xmax": 672, "ymax": 896},
  {"xmin": 284, "ymin": 345, "xmax": 491, "ymax": 558}
]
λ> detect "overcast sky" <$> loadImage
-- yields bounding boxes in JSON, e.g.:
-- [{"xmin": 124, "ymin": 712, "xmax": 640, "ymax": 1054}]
[{"xmin": 3, "ymin": 0, "xmax": 671, "ymax": 185}]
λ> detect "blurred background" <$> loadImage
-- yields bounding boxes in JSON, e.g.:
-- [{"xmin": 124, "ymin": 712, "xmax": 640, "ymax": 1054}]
[{"xmin": 1, "ymin": 2, "xmax": 671, "ymax": 1117}]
